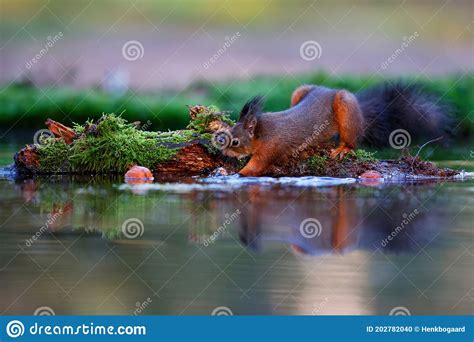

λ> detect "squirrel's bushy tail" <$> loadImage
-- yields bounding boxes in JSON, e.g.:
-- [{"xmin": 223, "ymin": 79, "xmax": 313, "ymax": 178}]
[{"xmin": 356, "ymin": 82, "xmax": 453, "ymax": 147}]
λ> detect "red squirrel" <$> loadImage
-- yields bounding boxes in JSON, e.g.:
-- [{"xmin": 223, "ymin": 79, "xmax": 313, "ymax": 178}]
[{"xmin": 215, "ymin": 82, "xmax": 452, "ymax": 177}]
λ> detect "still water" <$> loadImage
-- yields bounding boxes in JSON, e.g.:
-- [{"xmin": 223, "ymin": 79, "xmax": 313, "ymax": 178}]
[{"xmin": 1, "ymin": 171, "xmax": 473, "ymax": 316}]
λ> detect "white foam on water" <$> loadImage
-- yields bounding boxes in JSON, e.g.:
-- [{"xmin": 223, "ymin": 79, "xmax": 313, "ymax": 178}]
[
  {"xmin": 117, "ymin": 176, "xmax": 357, "ymax": 193},
  {"xmin": 454, "ymin": 171, "xmax": 474, "ymax": 179}
]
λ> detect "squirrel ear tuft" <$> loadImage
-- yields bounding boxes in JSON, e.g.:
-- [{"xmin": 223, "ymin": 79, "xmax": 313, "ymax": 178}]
[
  {"xmin": 239, "ymin": 96, "xmax": 264, "ymax": 120},
  {"xmin": 243, "ymin": 115, "xmax": 257, "ymax": 137}
]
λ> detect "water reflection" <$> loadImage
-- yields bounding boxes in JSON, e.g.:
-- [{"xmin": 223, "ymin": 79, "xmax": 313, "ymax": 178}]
[
  {"xmin": 238, "ymin": 185, "xmax": 440, "ymax": 256},
  {"xmin": 0, "ymin": 175, "xmax": 472, "ymax": 315},
  {"xmin": 7, "ymin": 176, "xmax": 445, "ymax": 255}
]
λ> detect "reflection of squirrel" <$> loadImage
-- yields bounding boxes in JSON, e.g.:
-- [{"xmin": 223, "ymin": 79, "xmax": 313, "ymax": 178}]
[{"xmin": 219, "ymin": 83, "xmax": 452, "ymax": 176}]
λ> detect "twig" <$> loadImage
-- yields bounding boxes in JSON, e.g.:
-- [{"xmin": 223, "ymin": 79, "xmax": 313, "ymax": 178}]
[{"xmin": 411, "ymin": 136, "xmax": 443, "ymax": 173}]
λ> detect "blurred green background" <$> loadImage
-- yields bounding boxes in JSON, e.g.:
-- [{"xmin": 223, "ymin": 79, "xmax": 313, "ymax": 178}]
[{"xmin": 0, "ymin": 0, "xmax": 472, "ymax": 162}]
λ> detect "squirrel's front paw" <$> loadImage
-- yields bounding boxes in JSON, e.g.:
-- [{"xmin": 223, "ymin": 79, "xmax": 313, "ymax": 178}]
[
  {"xmin": 330, "ymin": 146, "xmax": 355, "ymax": 160},
  {"xmin": 239, "ymin": 167, "xmax": 261, "ymax": 177},
  {"xmin": 238, "ymin": 170, "xmax": 254, "ymax": 177}
]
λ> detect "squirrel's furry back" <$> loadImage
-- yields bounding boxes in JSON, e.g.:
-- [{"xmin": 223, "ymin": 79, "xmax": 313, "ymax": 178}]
[{"xmin": 356, "ymin": 82, "xmax": 453, "ymax": 147}]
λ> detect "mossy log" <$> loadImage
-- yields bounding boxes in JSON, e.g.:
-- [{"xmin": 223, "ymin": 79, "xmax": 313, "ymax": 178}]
[
  {"xmin": 13, "ymin": 105, "xmax": 458, "ymax": 178},
  {"xmin": 14, "ymin": 106, "xmax": 240, "ymax": 175}
]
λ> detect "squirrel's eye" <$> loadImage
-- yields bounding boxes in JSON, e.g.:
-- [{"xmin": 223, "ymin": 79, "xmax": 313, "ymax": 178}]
[{"xmin": 231, "ymin": 138, "xmax": 240, "ymax": 147}]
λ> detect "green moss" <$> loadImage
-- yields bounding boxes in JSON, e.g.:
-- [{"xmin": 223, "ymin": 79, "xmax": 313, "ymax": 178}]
[
  {"xmin": 36, "ymin": 114, "xmax": 199, "ymax": 173},
  {"xmin": 306, "ymin": 155, "xmax": 328, "ymax": 174},
  {"xmin": 36, "ymin": 137, "xmax": 71, "ymax": 172},
  {"xmin": 353, "ymin": 149, "xmax": 376, "ymax": 162},
  {"xmin": 186, "ymin": 105, "xmax": 235, "ymax": 133},
  {"xmin": 156, "ymin": 129, "xmax": 197, "ymax": 145},
  {"xmin": 305, "ymin": 149, "xmax": 375, "ymax": 174}
]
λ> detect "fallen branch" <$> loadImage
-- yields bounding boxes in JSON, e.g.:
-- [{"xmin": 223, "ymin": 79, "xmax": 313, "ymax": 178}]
[
  {"xmin": 45, "ymin": 118, "xmax": 77, "ymax": 144},
  {"xmin": 12, "ymin": 106, "xmax": 458, "ymax": 179}
]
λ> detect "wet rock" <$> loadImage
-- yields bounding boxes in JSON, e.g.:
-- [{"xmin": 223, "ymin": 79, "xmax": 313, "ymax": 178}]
[
  {"xmin": 125, "ymin": 165, "xmax": 154, "ymax": 184},
  {"xmin": 359, "ymin": 170, "xmax": 384, "ymax": 187},
  {"xmin": 210, "ymin": 167, "xmax": 229, "ymax": 177},
  {"xmin": 359, "ymin": 170, "xmax": 383, "ymax": 179}
]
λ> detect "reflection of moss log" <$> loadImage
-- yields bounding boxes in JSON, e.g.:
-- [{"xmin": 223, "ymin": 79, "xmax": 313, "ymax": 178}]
[{"xmin": 13, "ymin": 105, "xmax": 458, "ymax": 178}]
